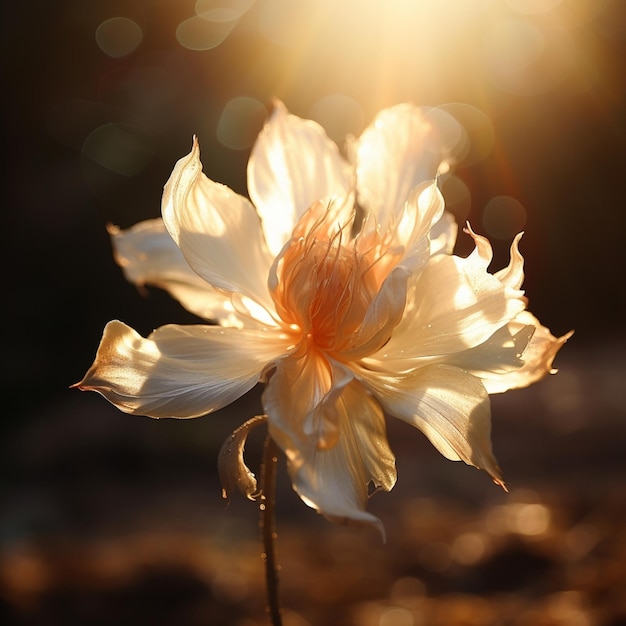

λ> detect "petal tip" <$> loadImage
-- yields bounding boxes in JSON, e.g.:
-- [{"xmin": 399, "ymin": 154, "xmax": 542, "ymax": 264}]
[{"xmin": 493, "ymin": 476, "xmax": 508, "ymax": 492}]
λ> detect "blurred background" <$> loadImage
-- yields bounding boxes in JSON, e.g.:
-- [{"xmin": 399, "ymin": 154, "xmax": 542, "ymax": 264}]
[{"xmin": 2, "ymin": 0, "xmax": 626, "ymax": 624}]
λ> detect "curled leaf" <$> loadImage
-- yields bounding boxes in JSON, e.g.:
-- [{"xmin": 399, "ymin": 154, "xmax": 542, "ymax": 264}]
[{"xmin": 218, "ymin": 414, "xmax": 267, "ymax": 501}]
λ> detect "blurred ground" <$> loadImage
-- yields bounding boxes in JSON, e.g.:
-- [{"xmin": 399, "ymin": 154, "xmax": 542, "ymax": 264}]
[{"xmin": 2, "ymin": 343, "xmax": 625, "ymax": 626}]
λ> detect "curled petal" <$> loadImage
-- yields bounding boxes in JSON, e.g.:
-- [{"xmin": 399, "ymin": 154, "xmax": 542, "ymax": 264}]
[
  {"xmin": 478, "ymin": 311, "xmax": 573, "ymax": 393},
  {"xmin": 218, "ymin": 415, "xmax": 267, "ymax": 501},
  {"xmin": 463, "ymin": 222, "xmax": 494, "ymax": 269},
  {"xmin": 109, "ymin": 218, "xmax": 245, "ymax": 327},
  {"xmin": 162, "ymin": 138, "xmax": 275, "ymax": 315},
  {"xmin": 248, "ymin": 100, "xmax": 353, "ymax": 256},
  {"xmin": 360, "ymin": 363, "xmax": 504, "ymax": 487},
  {"xmin": 74, "ymin": 320, "xmax": 289, "ymax": 418},
  {"xmin": 266, "ymin": 379, "xmax": 396, "ymax": 538},
  {"xmin": 494, "ymin": 232, "xmax": 525, "ymax": 290},
  {"xmin": 355, "ymin": 104, "xmax": 446, "ymax": 229}
]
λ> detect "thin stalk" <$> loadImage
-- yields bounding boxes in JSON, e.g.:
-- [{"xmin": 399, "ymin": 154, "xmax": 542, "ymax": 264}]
[{"xmin": 259, "ymin": 435, "xmax": 283, "ymax": 626}]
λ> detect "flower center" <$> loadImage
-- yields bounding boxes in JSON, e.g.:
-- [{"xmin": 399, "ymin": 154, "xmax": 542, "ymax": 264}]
[{"xmin": 270, "ymin": 205, "xmax": 398, "ymax": 355}]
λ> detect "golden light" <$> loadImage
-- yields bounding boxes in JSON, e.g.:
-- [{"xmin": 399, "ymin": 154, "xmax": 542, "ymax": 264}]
[
  {"xmin": 233, "ymin": 0, "xmax": 605, "ymax": 106},
  {"xmin": 61, "ymin": 0, "xmax": 617, "ymax": 257}
]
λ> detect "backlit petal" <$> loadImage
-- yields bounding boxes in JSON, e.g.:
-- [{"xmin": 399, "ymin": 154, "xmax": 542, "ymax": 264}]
[
  {"xmin": 247, "ymin": 100, "xmax": 353, "ymax": 256},
  {"xmin": 429, "ymin": 211, "xmax": 458, "ymax": 256},
  {"xmin": 392, "ymin": 181, "xmax": 446, "ymax": 272},
  {"xmin": 263, "ymin": 339, "xmax": 354, "ymax": 451},
  {"xmin": 162, "ymin": 138, "xmax": 275, "ymax": 314},
  {"xmin": 478, "ymin": 311, "xmax": 573, "ymax": 393},
  {"xmin": 342, "ymin": 266, "xmax": 410, "ymax": 360},
  {"xmin": 494, "ymin": 232, "xmax": 525, "ymax": 290},
  {"xmin": 266, "ymin": 377, "xmax": 396, "ymax": 536},
  {"xmin": 74, "ymin": 320, "xmax": 289, "ymax": 418},
  {"xmin": 360, "ymin": 363, "xmax": 503, "ymax": 486},
  {"xmin": 109, "ymin": 218, "xmax": 245, "ymax": 327},
  {"xmin": 371, "ymin": 249, "xmax": 526, "ymax": 368},
  {"xmin": 443, "ymin": 323, "xmax": 536, "ymax": 385},
  {"xmin": 355, "ymin": 104, "xmax": 445, "ymax": 229}
]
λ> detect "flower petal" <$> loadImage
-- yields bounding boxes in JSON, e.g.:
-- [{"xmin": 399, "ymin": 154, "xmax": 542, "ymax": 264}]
[
  {"xmin": 429, "ymin": 210, "xmax": 458, "ymax": 256},
  {"xmin": 162, "ymin": 138, "xmax": 275, "ymax": 314},
  {"xmin": 360, "ymin": 363, "xmax": 503, "ymax": 486},
  {"xmin": 247, "ymin": 100, "xmax": 353, "ymax": 256},
  {"xmin": 109, "ymin": 218, "xmax": 246, "ymax": 327},
  {"xmin": 476, "ymin": 312, "xmax": 573, "ymax": 393},
  {"xmin": 355, "ymin": 104, "xmax": 446, "ymax": 229},
  {"xmin": 494, "ymin": 232, "xmax": 525, "ymax": 290},
  {"xmin": 392, "ymin": 181, "xmax": 446, "ymax": 272},
  {"xmin": 341, "ymin": 265, "xmax": 410, "ymax": 360},
  {"xmin": 263, "ymin": 339, "xmax": 354, "ymax": 450},
  {"xmin": 74, "ymin": 320, "xmax": 289, "ymax": 418},
  {"xmin": 265, "ymin": 374, "xmax": 396, "ymax": 537},
  {"xmin": 443, "ymin": 322, "xmax": 537, "ymax": 385},
  {"xmin": 369, "ymin": 245, "xmax": 527, "ymax": 368}
]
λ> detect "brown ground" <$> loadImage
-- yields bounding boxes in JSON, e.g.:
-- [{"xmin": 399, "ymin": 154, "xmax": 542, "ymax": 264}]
[{"xmin": 2, "ymin": 344, "xmax": 625, "ymax": 626}]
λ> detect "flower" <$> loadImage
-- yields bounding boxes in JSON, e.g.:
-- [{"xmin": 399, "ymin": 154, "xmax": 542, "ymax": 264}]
[{"xmin": 75, "ymin": 101, "xmax": 571, "ymax": 535}]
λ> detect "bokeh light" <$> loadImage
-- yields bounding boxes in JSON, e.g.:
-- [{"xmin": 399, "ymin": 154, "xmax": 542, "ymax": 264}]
[
  {"xmin": 440, "ymin": 175, "xmax": 471, "ymax": 224},
  {"xmin": 379, "ymin": 607, "xmax": 413, "ymax": 626},
  {"xmin": 196, "ymin": 0, "xmax": 256, "ymax": 19},
  {"xmin": 216, "ymin": 97, "xmax": 267, "ymax": 150},
  {"xmin": 95, "ymin": 17, "xmax": 143, "ymax": 58},
  {"xmin": 176, "ymin": 15, "xmax": 237, "ymax": 51},
  {"xmin": 482, "ymin": 195, "xmax": 527, "ymax": 239},
  {"xmin": 436, "ymin": 104, "xmax": 495, "ymax": 168},
  {"xmin": 81, "ymin": 123, "xmax": 153, "ymax": 177},
  {"xmin": 451, "ymin": 532, "xmax": 488, "ymax": 565},
  {"xmin": 176, "ymin": 0, "xmax": 255, "ymax": 51}
]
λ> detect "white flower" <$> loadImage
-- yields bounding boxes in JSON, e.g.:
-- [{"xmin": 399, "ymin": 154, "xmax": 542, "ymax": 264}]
[{"xmin": 75, "ymin": 101, "xmax": 571, "ymax": 535}]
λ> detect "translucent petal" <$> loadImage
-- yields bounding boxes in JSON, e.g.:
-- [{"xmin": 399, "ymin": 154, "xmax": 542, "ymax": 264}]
[
  {"xmin": 263, "ymin": 340, "xmax": 354, "ymax": 451},
  {"xmin": 392, "ymin": 181, "xmax": 446, "ymax": 272},
  {"xmin": 355, "ymin": 104, "xmax": 445, "ymax": 229},
  {"xmin": 247, "ymin": 100, "xmax": 353, "ymax": 256},
  {"xmin": 360, "ymin": 363, "xmax": 503, "ymax": 486},
  {"xmin": 162, "ymin": 138, "xmax": 275, "ymax": 314},
  {"xmin": 341, "ymin": 265, "xmax": 410, "ymax": 360},
  {"xmin": 265, "ymin": 374, "xmax": 396, "ymax": 537},
  {"xmin": 109, "ymin": 218, "xmax": 246, "ymax": 326},
  {"xmin": 74, "ymin": 320, "xmax": 289, "ymax": 418},
  {"xmin": 444, "ymin": 323, "xmax": 537, "ymax": 382},
  {"xmin": 371, "ymin": 250, "xmax": 527, "ymax": 368},
  {"xmin": 429, "ymin": 210, "xmax": 458, "ymax": 256},
  {"xmin": 477, "ymin": 311, "xmax": 573, "ymax": 393},
  {"xmin": 494, "ymin": 232, "xmax": 525, "ymax": 290}
]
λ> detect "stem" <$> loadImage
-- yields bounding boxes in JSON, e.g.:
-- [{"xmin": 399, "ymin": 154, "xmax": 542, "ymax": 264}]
[{"xmin": 260, "ymin": 435, "xmax": 283, "ymax": 626}]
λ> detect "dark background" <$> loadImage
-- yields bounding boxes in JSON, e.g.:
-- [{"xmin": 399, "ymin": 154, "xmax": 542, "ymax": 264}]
[{"xmin": 2, "ymin": 1, "xmax": 625, "ymax": 625}]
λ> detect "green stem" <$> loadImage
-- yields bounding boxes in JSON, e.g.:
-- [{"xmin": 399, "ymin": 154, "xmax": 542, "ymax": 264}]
[{"xmin": 260, "ymin": 435, "xmax": 283, "ymax": 626}]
